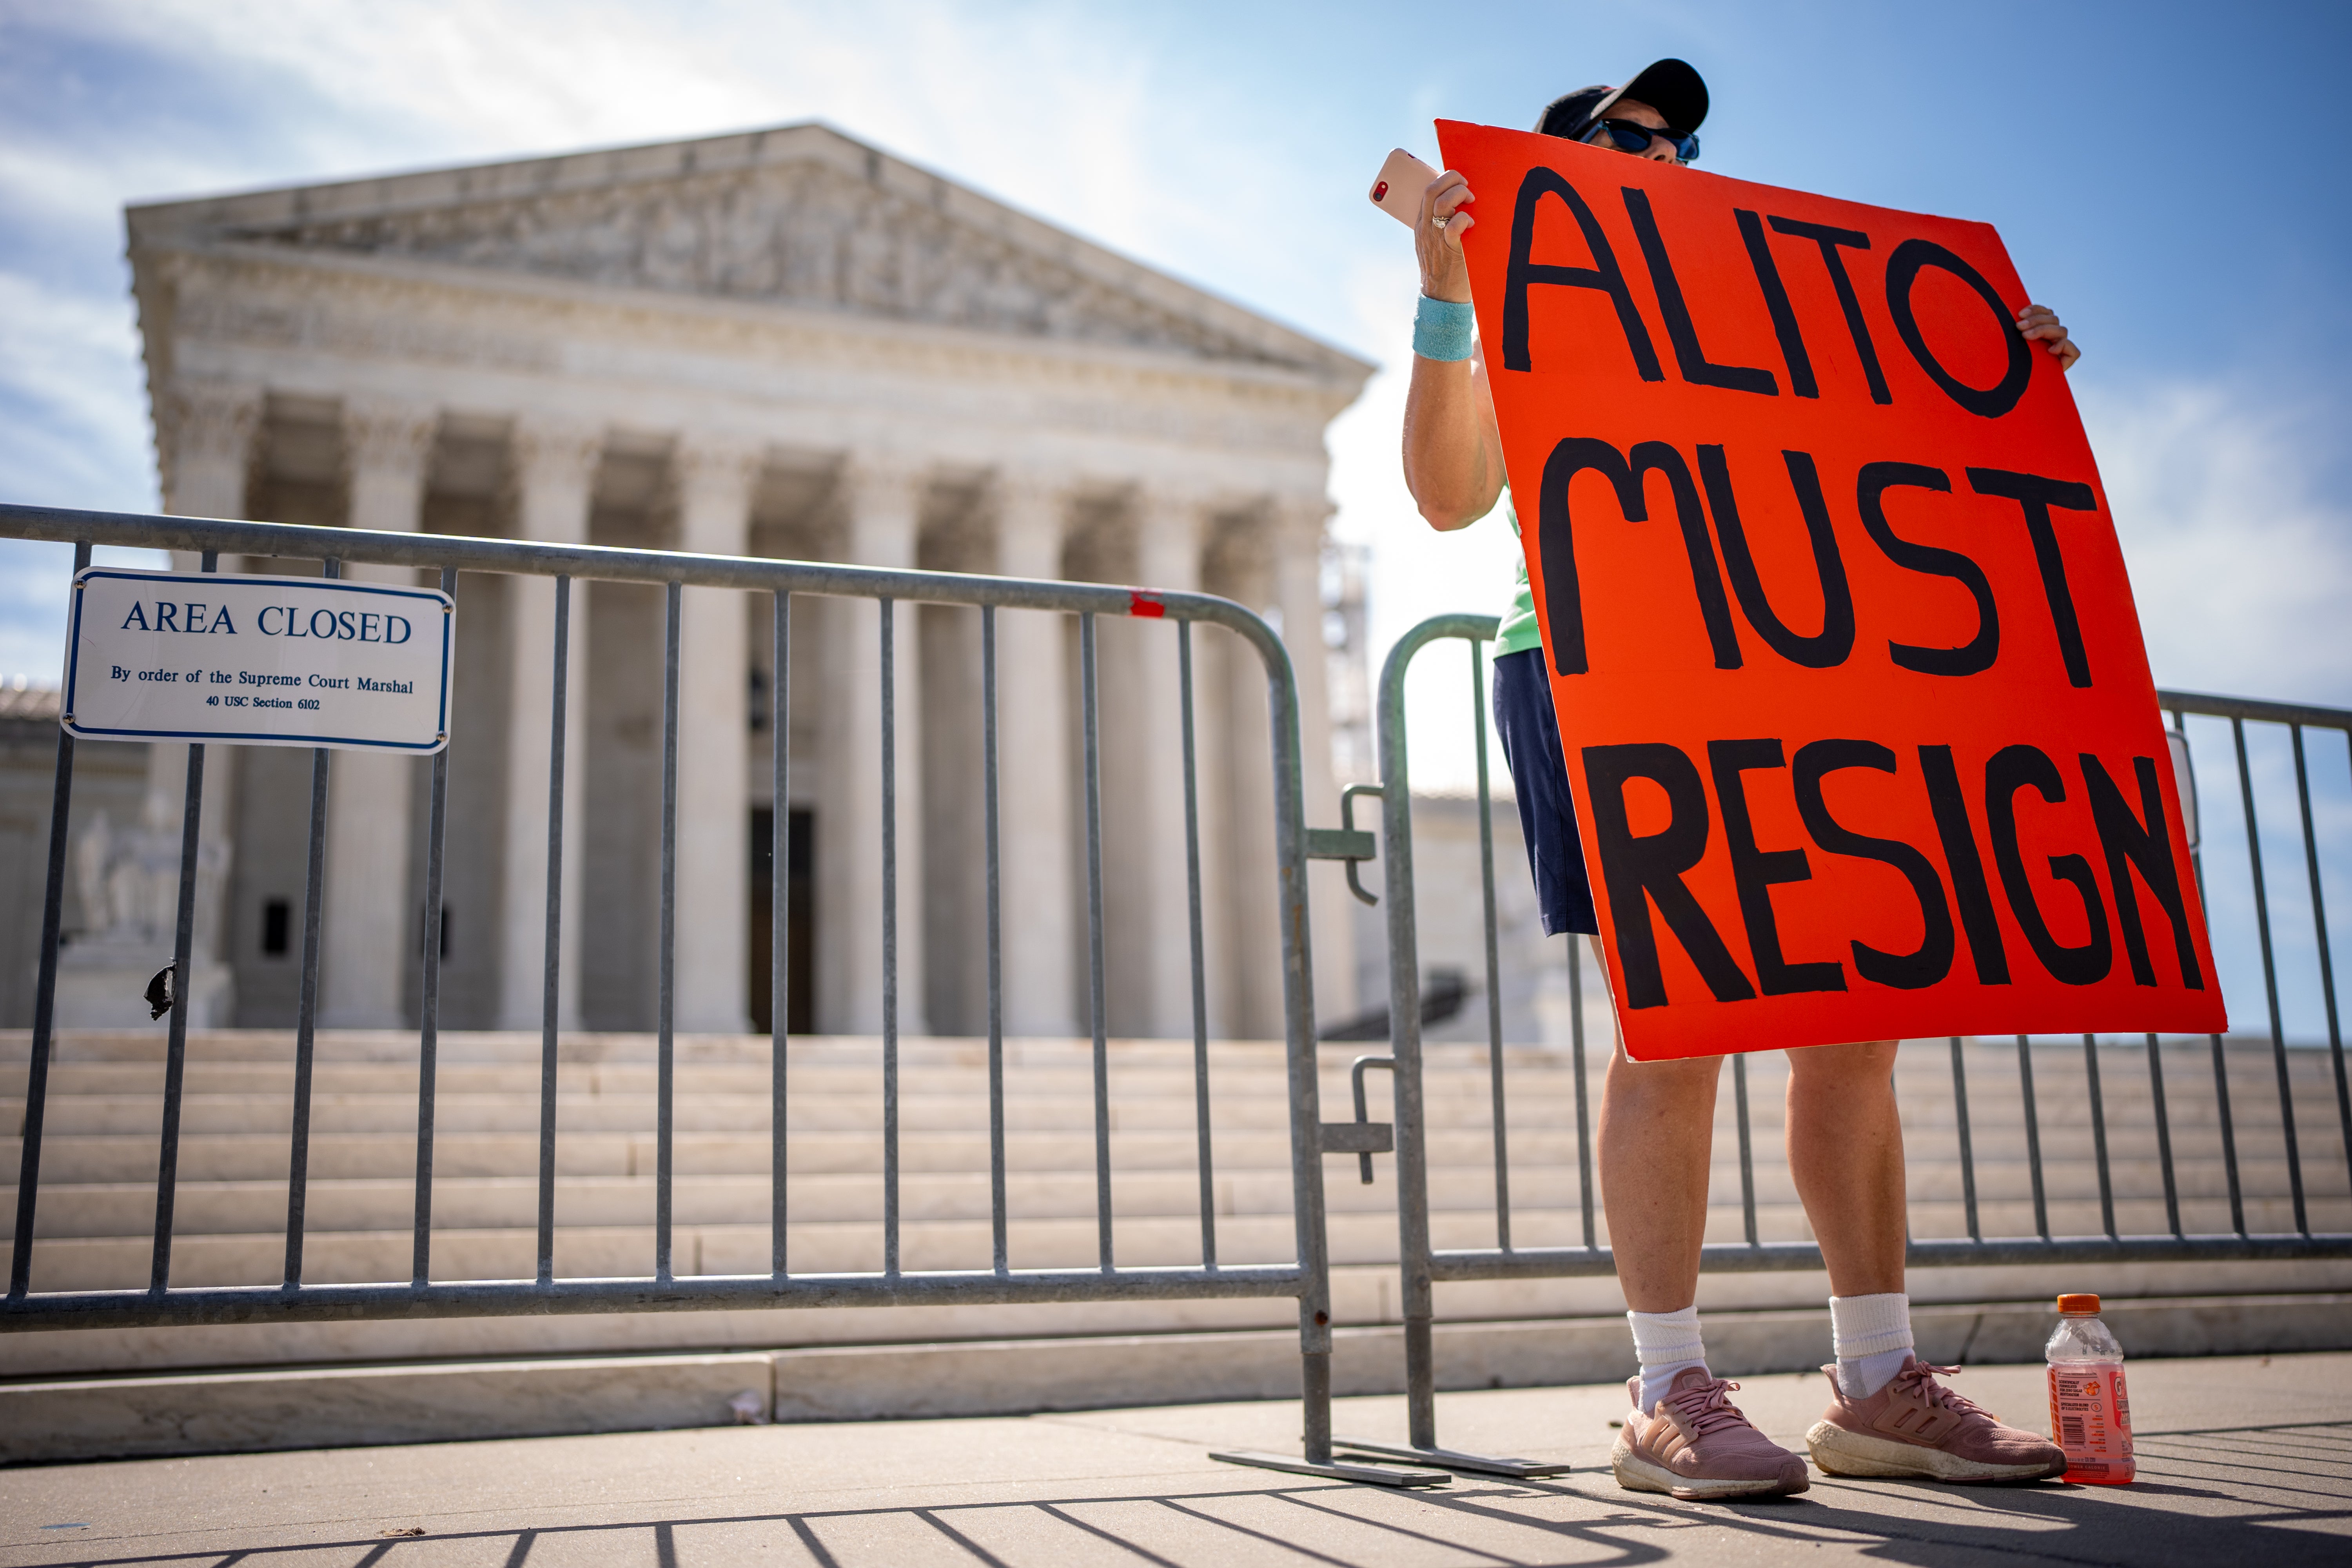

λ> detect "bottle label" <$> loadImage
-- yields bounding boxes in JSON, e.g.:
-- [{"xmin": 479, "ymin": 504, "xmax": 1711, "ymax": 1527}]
[{"xmin": 2048, "ymin": 1362, "xmax": 2133, "ymax": 1476}]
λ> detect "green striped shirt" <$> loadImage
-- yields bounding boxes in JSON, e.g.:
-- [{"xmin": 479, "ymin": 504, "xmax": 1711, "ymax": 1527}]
[{"xmin": 1495, "ymin": 491, "xmax": 1542, "ymax": 657}]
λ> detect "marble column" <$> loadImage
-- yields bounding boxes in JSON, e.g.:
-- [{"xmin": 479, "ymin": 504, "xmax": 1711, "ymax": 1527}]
[
  {"xmin": 1216, "ymin": 530, "xmax": 1281, "ymax": 1039},
  {"xmin": 160, "ymin": 381, "xmax": 262, "ymax": 527},
  {"xmin": 1272, "ymin": 494, "xmax": 1357, "ymax": 1029},
  {"xmin": 497, "ymin": 417, "xmax": 600, "ymax": 1031},
  {"xmin": 817, "ymin": 454, "xmax": 929, "ymax": 1037},
  {"xmin": 320, "ymin": 398, "xmax": 437, "ymax": 1028},
  {"xmin": 150, "ymin": 383, "xmax": 261, "ymax": 974},
  {"xmin": 670, "ymin": 435, "xmax": 762, "ymax": 1033},
  {"xmin": 160, "ymin": 379, "xmax": 262, "ymax": 577},
  {"xmin": 1134, "ymin": 487, "xmax": 1207, "ymax": 1038},
  {"xmin": 1187, "ymin": 528, "xmax": 1239, "ymax": 1042},
  {"xmin": 993, "ymin": 471, "xmax": 1078, "ymax": 1038}
]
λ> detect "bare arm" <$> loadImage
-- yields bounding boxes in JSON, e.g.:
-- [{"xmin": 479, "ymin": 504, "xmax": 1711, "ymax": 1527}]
[{"xmin": 1401, "ymin": 171, "xmax": 1507, "ymax": 532}]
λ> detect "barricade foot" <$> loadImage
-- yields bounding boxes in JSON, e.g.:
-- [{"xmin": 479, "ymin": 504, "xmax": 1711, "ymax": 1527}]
[
  {"xmin": 1333, "ymin": 1436, "xmax": 1572, "ymax": 1479},
  {"xmin": 1209, "ymin": 1450, "xmax": 1451, "ymax": 1487}
]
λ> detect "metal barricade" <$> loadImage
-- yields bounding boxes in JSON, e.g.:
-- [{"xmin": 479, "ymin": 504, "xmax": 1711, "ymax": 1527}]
[
  {"xmin": 1333, "ymin": 612, "xmax": 2352, "ymax": 1476},
  {"xmin": 0, "ymin": 503, "xmax": 1445, "ymax": 1487}
]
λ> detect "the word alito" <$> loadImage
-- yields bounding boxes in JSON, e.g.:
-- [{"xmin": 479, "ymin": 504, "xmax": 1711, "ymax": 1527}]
[{"xmin": 1499, "ymin": 165, "xmax": 2039, "ymax": 421}]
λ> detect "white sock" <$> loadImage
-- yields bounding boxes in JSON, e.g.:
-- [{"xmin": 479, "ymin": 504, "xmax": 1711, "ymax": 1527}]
[
  {"xmin": 1627, "ymin": 1304, "xmax": 1709, "ymax": 1411},
  {"xmin": 1829, "ymin": 1292, "xmax": 1915, "ymax": 1397}
]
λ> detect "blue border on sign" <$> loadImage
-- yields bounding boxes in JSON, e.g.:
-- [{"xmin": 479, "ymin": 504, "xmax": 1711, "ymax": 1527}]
[{"xmin": 62, "ymin": 568, "xmax": 456, "ymax": 753}]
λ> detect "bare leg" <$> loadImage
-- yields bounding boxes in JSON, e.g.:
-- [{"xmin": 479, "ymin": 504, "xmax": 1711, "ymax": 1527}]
[
  {"xmin": 1784, "ymin": 1039, "xmax": 1906, "ymax": 1296},
  {"xmin": 1598, "ymin": 1040, "xmax": 1722, "ymax": 1312}
]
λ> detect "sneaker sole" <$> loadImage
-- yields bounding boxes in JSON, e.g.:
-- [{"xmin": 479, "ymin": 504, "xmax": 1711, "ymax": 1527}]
[
  {"xmin": 1805, "ymin": 1420, "xmax": 2067, "ymax": 1484},
  {"xmin": 1611, "ymin": 1440, "xmax": 1810, "ymax": 1501}
]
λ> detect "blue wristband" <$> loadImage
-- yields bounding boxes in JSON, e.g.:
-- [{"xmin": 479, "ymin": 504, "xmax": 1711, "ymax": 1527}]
[{"xmin": 1412, "ymin": 295, "xmax": 1475, "ymax": 361}]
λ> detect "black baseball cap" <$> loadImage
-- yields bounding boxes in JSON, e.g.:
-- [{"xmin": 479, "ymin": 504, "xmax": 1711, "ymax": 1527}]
[{"xmin": 1534, "ymin": 58, "xmax": 1709, "ymax": 140}]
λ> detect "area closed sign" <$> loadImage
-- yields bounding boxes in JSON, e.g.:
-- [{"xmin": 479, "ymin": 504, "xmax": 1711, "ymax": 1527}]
[
  {"xmin": 1436, "ymin": 119, "xmax": 2226, "ymax": 1059},
  {"xmin": 63, "ymin": 568, "xmax": 453, "ymax": 753}
]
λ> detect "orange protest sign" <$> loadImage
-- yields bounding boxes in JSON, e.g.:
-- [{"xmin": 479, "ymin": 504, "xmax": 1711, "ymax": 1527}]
[{"xmin": 1436, "ymin": 119, "xmax": 2227, "ymax": 1060}]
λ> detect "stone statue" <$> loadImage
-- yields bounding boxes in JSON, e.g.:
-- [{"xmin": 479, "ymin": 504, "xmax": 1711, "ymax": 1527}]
[{"xmin": 55, "ymin": 761, "xmax": 234, "ymax": 1028}]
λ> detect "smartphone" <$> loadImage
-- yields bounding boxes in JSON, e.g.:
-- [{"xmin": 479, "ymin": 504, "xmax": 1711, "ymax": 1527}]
[{"xmin": 1368, "ymin": 147, "xmax": 1440, "ymax": 227}]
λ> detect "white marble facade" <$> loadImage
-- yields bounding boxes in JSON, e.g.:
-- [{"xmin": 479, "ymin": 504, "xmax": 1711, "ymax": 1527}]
[{"xmin": 104, "ymin": 123, "xmax": 1374, "ymax": 1041}]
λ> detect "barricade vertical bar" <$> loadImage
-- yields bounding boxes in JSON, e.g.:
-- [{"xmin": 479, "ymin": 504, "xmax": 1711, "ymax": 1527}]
[
  {"xmin": 147, "ymin": 759, "xmax": 200, "ymax": 1285},
  {"xmin": 880, "ymin": 598, "xmax": 900, "ymax": 1279},
  {"xmin": 1468, "ymin": 641, "xmax": 1510, "ymax": 1250},
  {"xmin": 9, "ymin": 538, "xmax": 91, "ymax": 1301},
  {"xmin": 1082, "ymin": 612, "xmax": 1113, "ymax": 1271},
  {"xmin": 149, "ymin": 550, "xmax": 219, "ymax": 1294},
  {"xmin": 1374, "ymin": 619, "xmax": 1455, "ymax": 1453},
  {"xmin": 412, "ymin": 567, "xmax": 455, "ymax": 1287},
  {"xmin": 535, "ymin": 575, "xmax": 571, "ymax": 1286},
  {"xmin": 284, "ymin": 555, "xmax": 340, "ymax": 1289},
  {"xmin": 2017, "ymin": 1035, "xmax": 2049, "ymax": 1241},
  {"xmin": 2233, "ymin": 717, "xmax": 2307, "ymax": 1234},
  {"xmin": 1180, "ymin": 620, "xmax": 1217, "ymax": 1269},
  {"xmin": 2146, "ymin": 1034, "xmax": 2181, "ymax": 1238},
  {"xmin": 1268, "ymin": 618, "xmax": 1332, "ymax": 1473},
  {"xmin": 1732, "ymin": 1055, "xmax": 1759, "ymax": 1247},
  {"xmin": 983, "ymin": 604, "xmax": 1008, "ymax": 1276},
  {"xmin": 2178, "ymin": 727, "xmax": 2247, "ymax": 1236},
  {"xmin": 2213, "ymin": 1031, "xmax": 2247, "ymax": 1236},
  {"xmin": 1570, "ymin": 938, "xmax": 1595, "ymax": 1250},
  {"xmin": 655, "ymin": 580, "xmax": 681, "ymax": 1282},
  {"xmin": 1948, "ymin": 1038, "xmax": 1980, "ymax": 1242},
  {"xmin": 2290, "ymin": 725, "xmax": 2351, "ymax": 1193},
  {"xmin": 2083, "ymin": 1034, "xmax": 2116, "ymax": 1240},
  {"xmin": 771, "ymin": 591, "xmax": 789, "ymax": 1279},
  {"xmin": 286, "ymin": 738, "xmax": 328, "ymax": 1287}
]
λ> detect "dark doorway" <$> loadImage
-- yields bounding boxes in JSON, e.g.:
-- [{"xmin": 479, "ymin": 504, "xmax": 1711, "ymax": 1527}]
[{"xmin": 750, "ymin": 806, "xmax": 815, "ymax": 1034}]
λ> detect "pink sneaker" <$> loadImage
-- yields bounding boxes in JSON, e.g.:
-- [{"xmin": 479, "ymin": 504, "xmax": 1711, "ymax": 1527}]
[
  {"xmin": 1806, "ymin": 1357, "xmax": 2066, "ymax": 1483},
  {"xmin": 1611, "ymin": 1367, "xmax": 1811, "ymax": 1501}
]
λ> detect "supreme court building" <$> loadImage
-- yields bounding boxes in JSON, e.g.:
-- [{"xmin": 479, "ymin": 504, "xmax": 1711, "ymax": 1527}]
[{"xmin": 81, "ymin": 123, "xmax": 1375, "ymax": 1042}]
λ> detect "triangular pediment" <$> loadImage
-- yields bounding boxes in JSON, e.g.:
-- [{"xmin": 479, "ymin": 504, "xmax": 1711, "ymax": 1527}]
[{"xmin": 127, "ymin": 123, "xmax": 1363, "ymax": 378}]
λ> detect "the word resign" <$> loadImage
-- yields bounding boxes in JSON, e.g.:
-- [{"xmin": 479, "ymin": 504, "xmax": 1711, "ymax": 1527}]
[{"xmin": 116, "ymin": 601, "xmax": 415, "ymax": 644}]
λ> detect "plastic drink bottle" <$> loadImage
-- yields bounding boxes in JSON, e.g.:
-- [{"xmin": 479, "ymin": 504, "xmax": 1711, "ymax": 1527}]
[{"xmin": 2046, "ymin": 1293, "xmax": 2134, "ymax": 1483}]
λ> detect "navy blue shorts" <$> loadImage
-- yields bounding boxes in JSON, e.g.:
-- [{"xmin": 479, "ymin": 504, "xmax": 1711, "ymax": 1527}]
[{"xmin": 1491, "ymin": 647, "xmax": 1598, "ymax": 937}]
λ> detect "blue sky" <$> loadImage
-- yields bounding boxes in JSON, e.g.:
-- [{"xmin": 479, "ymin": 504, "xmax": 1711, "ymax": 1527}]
[{"xmin": 0, "ymin": 0, "xmax": 2346, "ymax": 1041}]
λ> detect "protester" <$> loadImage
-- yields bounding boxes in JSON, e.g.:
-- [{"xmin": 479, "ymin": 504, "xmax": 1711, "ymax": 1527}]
[{"xmin": 1398, "ymin": 58, "xmax": 2081, "ymax": 1500}]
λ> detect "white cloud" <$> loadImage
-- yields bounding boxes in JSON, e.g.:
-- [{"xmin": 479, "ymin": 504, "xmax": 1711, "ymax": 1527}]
[
  {"xmin": 2083, "ymin": 381, "xmax": 2352, "ymax": 710},
  {"xmin": 0, "ymin": 270, "xmax": 155, "ymax": 511},
  {"xmin": 71, "ymin": 0, "xmax": 1212, "ymax": 283}
]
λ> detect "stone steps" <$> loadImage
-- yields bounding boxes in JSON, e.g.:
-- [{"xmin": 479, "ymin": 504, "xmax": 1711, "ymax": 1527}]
[
  {"xmin": 8, "ymin": 1293, "xmax": 2350, "ymax": 1463},
  {"xmin": 0, "ymin": 1127, "xmax": 1566, "ymax": 1182},
  {"xmin": 4, "ymin": 1029, "xmax": 2345, "ymax": 1379},
  {"xmin": 4, "ymin": 1155, "xmax": 2312, "ymax": 1241},
  {"xmin": 16, "ymin": 1209, "xmax": 2331, "ymax": 1299}
]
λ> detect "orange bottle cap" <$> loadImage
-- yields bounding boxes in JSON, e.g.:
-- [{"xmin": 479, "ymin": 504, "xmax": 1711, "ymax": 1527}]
[{"xmin": 2056, "ymin": 1293, "xmax": 2101, "ymax": 1314}]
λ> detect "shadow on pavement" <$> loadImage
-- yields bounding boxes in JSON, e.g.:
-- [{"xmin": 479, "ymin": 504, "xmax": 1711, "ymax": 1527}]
[{"xmin": 20, "ymin": 1423, "xmax": 2349, "ymax": 1568}]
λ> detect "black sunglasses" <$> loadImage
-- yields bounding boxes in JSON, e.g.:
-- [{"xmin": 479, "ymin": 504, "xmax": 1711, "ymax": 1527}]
[{"xmin": 1590, "ymin": 118, "xmax": 1700, "ymax": 163}]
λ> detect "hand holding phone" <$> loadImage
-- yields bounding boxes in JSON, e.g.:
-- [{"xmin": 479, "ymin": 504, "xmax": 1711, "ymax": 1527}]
[
  {"xmin": 1374, "ymin": 146, "xmax": 1475, "ymax": 305},
  {"xmin": 1368, "ymin": 147, "xmax": 1440, "ymax": 227}
]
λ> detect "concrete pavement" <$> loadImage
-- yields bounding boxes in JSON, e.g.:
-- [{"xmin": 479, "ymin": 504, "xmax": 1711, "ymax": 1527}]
[{"xmin": 2, "ymin": 1352, "xmax": 2346, "ymax": 1566}]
